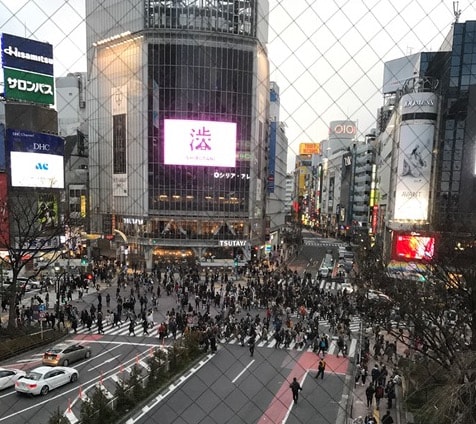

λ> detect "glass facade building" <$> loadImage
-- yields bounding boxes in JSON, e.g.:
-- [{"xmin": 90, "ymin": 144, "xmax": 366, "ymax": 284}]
[
  {"xmin": 430, "ymin": 21, "xmax": 476, "ymax": 233},
  {"xmin": 86, "ymin": 0, "xmax": 270, "ymax": 267}
]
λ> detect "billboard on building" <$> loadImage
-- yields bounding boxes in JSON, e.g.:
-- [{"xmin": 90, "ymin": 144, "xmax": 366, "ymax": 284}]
[
  {"xmin": 164, "ymin": 119, "xmax": 237, "ymax": 167},
  {"xmin": 328, "ymin": 120, "xmax": 357, "ymax": 139},
  {"xmin": 383, "ymin": 54, "xmax": 422, "ymax": 94},
  {"xmin": 392, "ymin": 232, "xmax": 435, "ymax": 261},
  {"xmin": 394, "ymin": 92, "xmax": 437, "ymax": 221},
  {"xmin": 0, "ymin": 173, "xmax": 9, "ymax": 247},
  {"xmin": 267, "ymin": 121, "xmax": 276, "ymax": 193},
  {"xmin": 1, "ymin": 33, "xmax": 54, "ymax": 105},
  {"xmin": 0, "ymin": 124, "xmax": 5, "ymax": 171},
  {"xmin": 111, "ymin": 85, "xmax": 128, "ymax": 197},
  {"xmin": 6, "ymin": 129, "xmax": 64, "ymax": 189},
  {"xmin": 299, "ymin": 143, "xmax": 320, "ymax": 155}
]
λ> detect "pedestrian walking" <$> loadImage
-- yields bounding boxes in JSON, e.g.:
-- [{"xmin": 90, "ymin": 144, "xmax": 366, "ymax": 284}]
[
  {"xmin": 289, "ymin": 377, "xmax": 303, "ymax": 404},
  {"xmin": 315, "ymin": 358, "xmax": 326, "ymax": 379},
  {"xmin": 365, "ymin": 383, "xmax": 375, "ymax": 408},
  {"xmin": 128, "ymin": 318, "xmax": 136, "ymax": 336},
  {"xmin": 249, "ymin": 334, "xmax": 256, "ymax": 357},
  {"xmin": 142, "ymin": 318, "xmax": 149, "ymax": 336},
  {"xmin": 375, "ymin": 382, "xmax": 385, "ymax": 410},
  {"xmin": 381, "ymin": 411, "xmax": 394, "ymax": 424}
]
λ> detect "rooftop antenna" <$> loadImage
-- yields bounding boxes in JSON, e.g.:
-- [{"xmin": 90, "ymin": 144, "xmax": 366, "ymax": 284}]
[{"xmin": 453, "ymin": 1, "xmax": 461, "ymax": 24}]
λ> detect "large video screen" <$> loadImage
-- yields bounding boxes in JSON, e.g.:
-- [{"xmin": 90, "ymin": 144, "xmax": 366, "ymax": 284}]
[
  {"xmin": 393, "ymin": 233, "xmax": 435, "ymax": 260},
  {"xmin": 7, "ymin": 129, "xmax": 64, "ymax": 189},
  {"xmin": 164, "ymin": 119, "xmax": 237, "ymax": 167}
]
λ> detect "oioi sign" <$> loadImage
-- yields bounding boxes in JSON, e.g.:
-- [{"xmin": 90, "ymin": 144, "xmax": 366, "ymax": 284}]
[{"xmin": 1, "ymin": 33, "xmax": 55, "ymax": 105}]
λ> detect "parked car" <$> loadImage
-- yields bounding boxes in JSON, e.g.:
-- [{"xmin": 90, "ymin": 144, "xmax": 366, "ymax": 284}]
[
  {"xmin": 42, "ymin": 342, "xmax": 92, "ymax": 367},
  {"xmin": 15, "ymin": 366, "xmax": 78, "ymax": 396},
  {"xmin": 0, "ymin": 368, "xmax": 26, "ymax": 390}
]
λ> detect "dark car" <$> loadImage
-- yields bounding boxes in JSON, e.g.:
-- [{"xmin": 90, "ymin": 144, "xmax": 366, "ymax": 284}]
[{"xmin": 42, "ymin": 342, "xmax": 92, "ymax": 366}]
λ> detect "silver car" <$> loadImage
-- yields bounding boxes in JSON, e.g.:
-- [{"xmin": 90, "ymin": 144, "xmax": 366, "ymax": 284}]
[{"xmin": 42, "ymin": 342, "xmax": 92, "ymax": 366}]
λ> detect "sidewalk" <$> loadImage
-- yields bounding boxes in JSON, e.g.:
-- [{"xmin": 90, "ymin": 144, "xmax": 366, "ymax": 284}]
[{"xmin": 348, "ymin": 326, "xmax": 407, "ymax": 424}]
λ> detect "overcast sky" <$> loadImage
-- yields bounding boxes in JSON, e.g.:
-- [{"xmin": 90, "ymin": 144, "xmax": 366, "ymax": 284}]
[{"xmin": 1, "ymin": 0, "xmax": 475, "ymax": 170}]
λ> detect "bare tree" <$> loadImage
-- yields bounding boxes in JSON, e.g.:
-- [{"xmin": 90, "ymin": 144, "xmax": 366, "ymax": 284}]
[
  {"xmin": 0, "ymin": 191, "xmax": 64, "ymax": 331},
  {"xmin": 355, "ymin": 233, "xmax": 476, "ymax": 423}
]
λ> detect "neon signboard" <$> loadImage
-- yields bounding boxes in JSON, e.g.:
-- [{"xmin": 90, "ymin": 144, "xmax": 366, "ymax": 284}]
[
  {"xmin": 164, "ymin": 119, "xmax": 237, "ymax": 167},
  {"xmin": 393, "ymin": 233, "xmax": 435, "ymax": 261}
]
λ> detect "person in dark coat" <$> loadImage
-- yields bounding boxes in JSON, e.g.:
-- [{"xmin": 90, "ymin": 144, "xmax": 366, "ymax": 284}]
[
  {"xmin": 128, "ymin": 318, "xmax": 136, "ymax": 336},
  {"xmin": 289, "ymin": 377, "xmax": 302, "ymax": 404}
]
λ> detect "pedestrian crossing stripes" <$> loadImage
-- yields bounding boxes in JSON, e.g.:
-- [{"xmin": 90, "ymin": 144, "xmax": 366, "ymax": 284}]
[
  {"xmin": 73, "ymin": 316, "xmax": 362, "ymax": 357},
  {"xmin": 303, "ymin": 239, "xmax": 345, "ymax": 247},
  {"xmin": 313, "ymin": 280, "xmax": 351, "ymax": 292}
]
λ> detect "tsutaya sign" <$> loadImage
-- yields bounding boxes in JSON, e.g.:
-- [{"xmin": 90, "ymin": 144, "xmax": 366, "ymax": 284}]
[{"xmin": 218, "ymin": 240, "xmax": 248, "ymax": 247}]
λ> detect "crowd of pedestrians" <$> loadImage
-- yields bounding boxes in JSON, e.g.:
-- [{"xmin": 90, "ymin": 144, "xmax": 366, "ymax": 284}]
[{"xmin": 3, "ymin": 252, "xmax": 404, "ymax": 423}]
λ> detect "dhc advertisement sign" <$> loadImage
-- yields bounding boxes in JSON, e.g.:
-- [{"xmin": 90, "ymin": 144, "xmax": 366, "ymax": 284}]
[{"xmin": 6, "ymin": 129, "xmax": 64, "ymax": 189}]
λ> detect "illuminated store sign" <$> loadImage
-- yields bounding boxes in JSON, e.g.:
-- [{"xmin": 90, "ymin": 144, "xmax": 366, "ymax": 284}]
[
  {"xmin": 218, "ymin": 240, "xmax": 248, "ymax": 247},
  {"xmin": 164, "ymin": 119, "xmax": 237, "ymax": 167}
]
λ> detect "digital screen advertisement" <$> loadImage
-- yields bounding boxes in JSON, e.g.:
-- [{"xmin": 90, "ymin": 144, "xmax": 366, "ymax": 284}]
[
  {"xmin": 393, "ymin": 233, "xmax": 435, "ymax": 261},
  {"xmin": 164, "ymin": 119, "xmax": 237, "ymax": 167},
  {"xmin": 7, "ymin": 129, "xmax": 64, "ymax": 189}
]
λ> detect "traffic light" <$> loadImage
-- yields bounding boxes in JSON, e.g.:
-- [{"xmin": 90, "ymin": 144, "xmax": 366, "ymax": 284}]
[{"xmin": 81, "ymin": 256, "xmax": 88, "ymax": 266}]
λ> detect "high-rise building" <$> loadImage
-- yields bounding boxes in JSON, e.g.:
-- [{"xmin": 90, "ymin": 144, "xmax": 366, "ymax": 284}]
[
  {"xmin": 376, "ymin": 20, "xmax": 476, "ymax": 262},
  {"xmin": 56, "ymin": 73, "xmax": 89, "ymax": 232},
  {"xmin": 85, "ymin": 0, "xmax": 270, "ymax": 268},
  {"xmin": 266, "ymin": 82, "xmax": 288, "ymax": 252}
]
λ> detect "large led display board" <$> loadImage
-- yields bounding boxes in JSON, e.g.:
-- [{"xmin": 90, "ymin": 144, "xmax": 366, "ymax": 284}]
[
  {"xmin": 164, "ymin": 119, "xmax": 237, "ymax": 167},
  {"xmin": 7, "ymin": 129, "xmax": 64, "ymax": 189},
  {"xmin": 393, "ymin": 233, "xmax": 435, "ymax": 261}
]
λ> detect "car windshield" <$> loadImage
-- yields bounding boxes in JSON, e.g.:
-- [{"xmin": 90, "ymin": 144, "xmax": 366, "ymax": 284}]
[
  {"xmin": 47, "ymin": 347, "xmax": 65, "ymax": 353},
  {"xmin": 25, "ymin": 372, "xmax": 42, "ymax": 381}
]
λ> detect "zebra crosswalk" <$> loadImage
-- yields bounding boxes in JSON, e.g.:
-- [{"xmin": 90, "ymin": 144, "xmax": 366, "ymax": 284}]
[
  {"xmin": 303, "ymin": 238, "xmax": 345, "ymax": 247},
  {"xmin": 73, "ymin": 316, "xmax": 362, "ymax": 358}
]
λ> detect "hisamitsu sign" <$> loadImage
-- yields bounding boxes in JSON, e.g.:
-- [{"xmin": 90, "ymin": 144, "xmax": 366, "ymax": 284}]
[
  {"xmin": 1, "ymin": 33, "xmax": 54, "ymax": 75},
  {"xmin": 1, "ymin": 33, "xmax": 55, "ymax": 105}
]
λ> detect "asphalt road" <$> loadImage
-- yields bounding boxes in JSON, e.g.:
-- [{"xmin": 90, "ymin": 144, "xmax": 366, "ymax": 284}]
[{"xmin": 0, "ymin": 232, "xmax": 355, "ymax": 424}]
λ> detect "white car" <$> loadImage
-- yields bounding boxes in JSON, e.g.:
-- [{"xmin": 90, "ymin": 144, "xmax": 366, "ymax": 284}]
[
  {"xmin": 15, "ymin": 366, "xmax": 78, "ymax": 396},
  {"xmin": 0, "ymin": 368, "xmax": 26, "ymax": 390},
  {"xmin": 341, "ymin": 282, "xmax": 354, "ymax": 294}
]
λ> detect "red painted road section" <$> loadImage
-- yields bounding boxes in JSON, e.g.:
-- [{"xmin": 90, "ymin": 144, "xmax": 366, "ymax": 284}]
[
  {"xmin": 73, "ymin": 334, "xmax": 103, "ymax": 341},
  {"xmin": 258, "ymin": 352, "xmax": 349, "ymax": 424}
]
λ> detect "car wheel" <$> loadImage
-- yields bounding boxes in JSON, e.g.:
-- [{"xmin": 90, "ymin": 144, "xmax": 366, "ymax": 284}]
[
  {"xmin": 62, "ymin": 359, "xmax": 69, "ymax": 366},
  {"xmin": 70, "ymin": 373, "xmax": 78, "ymax": 383},
  {"xmin": 85, "ymin": 351, "xmax": 91, "ymax": 359},
  {"xmin": 40, "ymin": 385, "xmax": 49, "ymax": 396}
]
